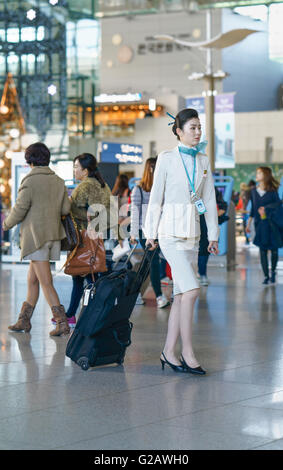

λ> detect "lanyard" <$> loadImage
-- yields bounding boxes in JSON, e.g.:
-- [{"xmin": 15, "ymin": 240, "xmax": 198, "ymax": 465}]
[{"xmin": 179, "ymin": 149, "xmax": 196, "ymax": 194}]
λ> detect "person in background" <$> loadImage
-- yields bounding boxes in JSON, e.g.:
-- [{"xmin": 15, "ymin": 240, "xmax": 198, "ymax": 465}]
[
  {"xmin": 246, "ymin": 167, "xmax": 281, "ymax": 285},
  {"xmin": 3, "ymin": 142, "xmax": 71, "ymax": 336},
  {"xmin": 112, "ymin": 174, "xmax": 130, "ymax": 230},
  {"xmin": 236, "ymin": 180, "xmax": 256, "ymax": 244},
  {"xmin": 160, "ymin": 257, "xmax": 173, "ymax": 287},
  {"xmin": 57, "ymin": 153, "xmax": 112, "ymax": 327},
  {"xmin": 198, "ymin": 187, "xmax": 228, "ymax": 286},
  {"xmin": 231, "ymin": 190, "xmax": 240, "ymax": 207},
  {"xmin": 130, "ymin": 157, "xmax": 170, "ymax": 309}
]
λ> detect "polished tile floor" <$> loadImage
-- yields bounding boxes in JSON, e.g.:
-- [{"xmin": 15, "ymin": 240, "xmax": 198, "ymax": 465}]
[{"xmin": 1, "ymin": 242, "xmax": 283, "ymax": 450}]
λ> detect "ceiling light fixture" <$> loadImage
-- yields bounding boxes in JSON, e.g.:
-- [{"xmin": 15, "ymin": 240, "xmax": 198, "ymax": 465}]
[
  {"xmin": 9, "ymin": 129, "xmax": 20, "ymax": 138},
  {"xmin": 0, "ymin": 105, "xmax": 9, "ymax": 114},
  {"xmin": 47, "ymin": 84, "xmax": 57, "ymax": 96},
  {"xmin": 26, "ymin": 9, "xmax": 36, "ymax": 21},
  {"xmin": 112, "ymin": 34, "xmax": 123, "ymax": 46},
  {"xmin": 148, "ymin": 99, "xmax": 156, "ymax": 111}
]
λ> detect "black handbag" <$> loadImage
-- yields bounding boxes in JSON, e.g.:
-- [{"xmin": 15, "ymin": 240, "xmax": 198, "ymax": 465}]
[{"xmin": 61, "ymin": 214, "xmax": 80, "ymax": 251}]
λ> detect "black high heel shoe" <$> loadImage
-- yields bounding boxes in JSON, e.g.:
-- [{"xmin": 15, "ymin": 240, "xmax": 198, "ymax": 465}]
[
  {"xmin": 180, "ymin": 354, "xmax": 206, "ymax": 375},
  {"xmin": 160, "ymin": 352, "xmax": 185, "ymax": 373}
]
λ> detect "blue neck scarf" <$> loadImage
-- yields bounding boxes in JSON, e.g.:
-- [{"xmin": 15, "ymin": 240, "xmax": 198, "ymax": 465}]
[{"xmin": 178, "ymin": 140, "xmax": 208, "ymax": 157}]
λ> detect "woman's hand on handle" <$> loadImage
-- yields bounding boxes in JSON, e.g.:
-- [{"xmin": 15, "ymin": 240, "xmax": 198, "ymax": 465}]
[
  {"xmin": 146, "ymin": 239, "xmax": 158, "ymax": 251},
  {"xmin": 208, "ymin": 241, "xmax": 219, "ymax": 255}
]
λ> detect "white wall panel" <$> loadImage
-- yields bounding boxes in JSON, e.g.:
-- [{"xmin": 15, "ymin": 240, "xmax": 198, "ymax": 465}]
[{"xmin": 100, "ymin": 10, "xmax": 223, "ymax": 98}]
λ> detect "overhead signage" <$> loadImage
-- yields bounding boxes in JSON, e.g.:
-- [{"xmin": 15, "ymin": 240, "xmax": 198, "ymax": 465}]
[
  {"xmin": 186, "ymin": 93, "xmax": 235, "ymax": 169},
  {"xmin": 95, "ymin": 93, "xmax": 142, "ymax": 103},
  {"xmin": 214, "ymin": 93, "xmax": 235, "ymax": 169},
  {"xmin": 99, "ymin": 142, "xmax": 143, "ymax": 164},
  {"xmin": 137, "ymin": 34, "xmax": 191, "ymax": 55}
]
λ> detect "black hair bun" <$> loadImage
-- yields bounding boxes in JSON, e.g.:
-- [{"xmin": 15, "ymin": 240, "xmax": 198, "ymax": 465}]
[{"xmin": 172, "ymin": 120, "xmax": 178, "ymax": 137}]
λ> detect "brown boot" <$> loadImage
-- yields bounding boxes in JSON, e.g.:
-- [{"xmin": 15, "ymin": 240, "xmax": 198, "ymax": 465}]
[
  {"xmin": 8, "ymin": 302, "xmax": 34, "ymax": 333},
  {"xmin": 50, "ymin": 305, "xmax": 70, "ymax": 337}
]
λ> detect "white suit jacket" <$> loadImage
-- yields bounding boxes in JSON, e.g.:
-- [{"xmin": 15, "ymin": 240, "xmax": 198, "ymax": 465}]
[{"xmin": 143, "ymin": 146, "xmax": 219, "ymax": 241}]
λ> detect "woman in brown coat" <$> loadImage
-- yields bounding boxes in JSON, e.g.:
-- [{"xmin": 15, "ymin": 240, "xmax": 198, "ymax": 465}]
[{"xmin": 2, "ymin": 142, "xmax": 71, "ymax": 336}]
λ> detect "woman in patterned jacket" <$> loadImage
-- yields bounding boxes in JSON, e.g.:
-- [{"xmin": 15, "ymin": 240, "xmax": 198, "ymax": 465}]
[{"xmin": 53, "ymin": 153, "xmax": 112, "ymax": 328}]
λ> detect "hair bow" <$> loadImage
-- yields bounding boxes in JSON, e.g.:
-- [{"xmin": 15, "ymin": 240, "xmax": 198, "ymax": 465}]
[{"xmin": 166, "ymin": 112, "xmax": 176, "ymax": 126}]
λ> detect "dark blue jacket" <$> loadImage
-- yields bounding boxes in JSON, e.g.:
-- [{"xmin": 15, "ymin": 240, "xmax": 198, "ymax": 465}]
[{"xmin": 250, "ymin": 188, "xmax": 283, "ymax": 250}]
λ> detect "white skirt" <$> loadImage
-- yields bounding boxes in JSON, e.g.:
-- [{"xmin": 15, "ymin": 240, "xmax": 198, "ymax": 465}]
[{"xmin": 159, "ymin": 236, "xmax": 200, "ymax": 295}]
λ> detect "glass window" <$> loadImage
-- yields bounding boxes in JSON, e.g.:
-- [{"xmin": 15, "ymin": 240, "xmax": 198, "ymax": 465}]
[
  {"xmin": 234, "ymin": 5, "xmax": 268, "ymax": 22},
  {"xmin": 7, "ymin": 28, "xmax": 19, "ymax": 43},
  {"xmin": 37, "ymin": 26, "xmax": 45, "ymax": 41},
  {"xmin": 21, "ymin": 54, "xmax": 35, "ymax": 75},
  {"xmin": 66, "ymin": 19, "xmax": 100, "ymax": 74},
  {"xmin": 37, "ymin": 54, "xmax": 45, "ymax": 63},
  {"xmin": 7, "ymin": 53, "xmax": 19, "ymax": 74},
  {"xmin": 0, "ymin": 55, "xmax": 5, "ymax": 75},
  {"xmin": 269, "ymin": 4, "xmax": 283, "ymax": 62},
  {"xmin": 2, "ymin": 26, "xmax": 45, "ymax": 43},
  {"xmin": 21, "ymin": 27, "xmax": 36, "ymax": 42}
]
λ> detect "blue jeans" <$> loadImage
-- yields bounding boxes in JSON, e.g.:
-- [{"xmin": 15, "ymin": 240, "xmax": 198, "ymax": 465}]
[
  {"xmin": 66, "ymin": 274, "xmax": 95, "ymax": 318},
  {"xmin": 159, "ymin": 257, "xmax": 167, "ymax": 279},
  {"xmin": 139, "ymin": 231, "xmax": 162, "ymax": 298},
  {"xmin": 198, "ymin": 254, "xmax": 209, "ymax": 276}
]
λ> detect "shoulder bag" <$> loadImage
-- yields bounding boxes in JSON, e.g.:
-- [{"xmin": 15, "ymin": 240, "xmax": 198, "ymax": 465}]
[
  {"xmin": 64, "ymin": 229, "xmax": 107, "ymax": 279},
  {"xmin": 61, "ymin": 214, "xmax": 80, "ymax": 251}
]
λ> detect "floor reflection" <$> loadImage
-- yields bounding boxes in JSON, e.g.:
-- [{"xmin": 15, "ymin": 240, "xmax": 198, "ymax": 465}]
[{"xmin": 0, "ymin": 245, "xmax": 283, "ymax": 450}]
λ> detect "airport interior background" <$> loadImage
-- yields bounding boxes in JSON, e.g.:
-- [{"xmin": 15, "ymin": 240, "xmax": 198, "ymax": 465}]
[{"xmin": 1, "ymin": 0, "xmax": 283, "ymax": 452}]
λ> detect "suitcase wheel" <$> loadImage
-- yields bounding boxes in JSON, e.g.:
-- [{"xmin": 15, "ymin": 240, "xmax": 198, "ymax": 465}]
[
  {"xmin": 117, "ymin": 355, "xmax": 125, "ymax": 365},
  {"xmin": 77, "ymin": 357, "xmax": 90, "ymax": 371}
]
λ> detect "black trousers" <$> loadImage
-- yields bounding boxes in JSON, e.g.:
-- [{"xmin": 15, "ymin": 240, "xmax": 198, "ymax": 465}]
[{"xmin": 259, "ymin": 249, "xmax": 278, "ymax": 278}]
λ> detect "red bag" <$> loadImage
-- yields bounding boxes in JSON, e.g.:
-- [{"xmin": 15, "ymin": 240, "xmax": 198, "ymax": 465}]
[{"xmin": 165, "ymin": 262, "xmax": 172, "ymax": 280}]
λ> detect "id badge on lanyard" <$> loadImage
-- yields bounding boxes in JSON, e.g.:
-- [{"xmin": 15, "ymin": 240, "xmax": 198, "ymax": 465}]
[{"xmin": 180, "ymin": 152, "xmax": 207, "ymax": 215}]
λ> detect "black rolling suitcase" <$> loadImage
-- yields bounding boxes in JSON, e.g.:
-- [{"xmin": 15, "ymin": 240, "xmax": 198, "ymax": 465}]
[{"xmin": 66, "ymin": 245, "xmax": 155, "ymax": 370}]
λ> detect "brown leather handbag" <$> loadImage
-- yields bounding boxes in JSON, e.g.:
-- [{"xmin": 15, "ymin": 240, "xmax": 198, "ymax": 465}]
[
  {"xmin": 64, "ymin": 229, "xmax": 107, "ymax": 278},
  {"xmin": 61, "ymin": 214, "xmax": 80, "ymax": 251}
]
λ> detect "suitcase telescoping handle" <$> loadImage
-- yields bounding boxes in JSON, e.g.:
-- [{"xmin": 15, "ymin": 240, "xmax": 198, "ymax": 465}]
[
  {"xmin": 113, "ymin": 239, "xmax": 155, "ymax": 271},
  {"xmin": 112, "ymin": 242, "xmax": 137, "ymax": 270},
  {"xmin": 127, "ymin": 242, "xmax": 157, "ymax": 295},
  {"xmin": 124, "ymin": 241, "xmax": 155, "ymax": 270}
]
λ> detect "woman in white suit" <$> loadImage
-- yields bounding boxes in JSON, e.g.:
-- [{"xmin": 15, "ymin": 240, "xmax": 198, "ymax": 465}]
[{"xmin": 144, "ymin": 108, "xmax": 219, "ymax": 374}]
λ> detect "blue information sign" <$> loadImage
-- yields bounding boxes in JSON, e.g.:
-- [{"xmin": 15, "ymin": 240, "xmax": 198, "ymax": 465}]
[{"xmin": 99, "ymin": 142, "xmax": 143, "ymax": 164}]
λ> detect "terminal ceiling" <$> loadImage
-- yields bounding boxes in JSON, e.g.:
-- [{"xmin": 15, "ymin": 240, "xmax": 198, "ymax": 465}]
[
  {"xmin": 68, "ymin": 1, "xmax": 283, "ymax": 17},
  {"xmin": 2, "ymin": 1, "xmax": 283, "ymax": 20}
]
